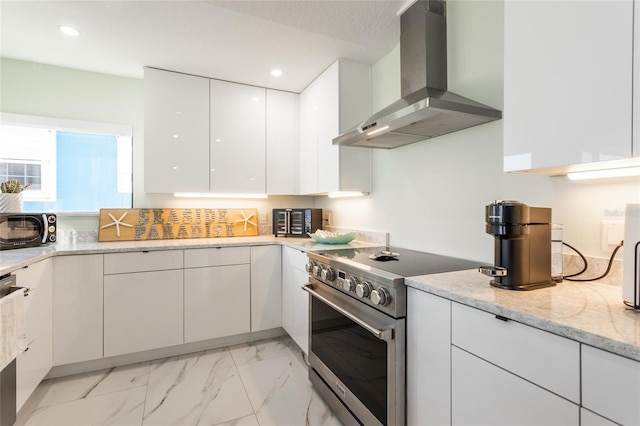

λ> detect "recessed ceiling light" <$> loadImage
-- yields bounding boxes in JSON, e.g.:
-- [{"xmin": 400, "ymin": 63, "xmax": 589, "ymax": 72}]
[
  {"xmin": 270, "ymin": 69, "xmax": 283, "ymax": 77},
  {"xmin": 59, "ymin": 26, "xmax": 80, "ymax": 37}
]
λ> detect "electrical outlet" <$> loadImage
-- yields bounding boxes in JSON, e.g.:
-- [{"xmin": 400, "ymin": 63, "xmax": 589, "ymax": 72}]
[
  {"xmin": 601, "ymin": 220, "xmax": 624, "ymax": 252},
  {"xmin": 258, "ymin": 211, "xmax": 268, "ymax": 225},
  {"xmin": 322, "ymin": 211, "xmax": 331, "ymax": 226}
]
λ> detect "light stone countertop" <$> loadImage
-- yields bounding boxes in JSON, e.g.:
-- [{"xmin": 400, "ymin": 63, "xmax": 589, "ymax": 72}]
[
  {"xmin": 406, "ymin": 269, "xmax": 640, "ymax": 362},
  {"xmin": 0, "ymin": 235, "xmax": 380, "ymax": 276},
  {"xmin": 4, "ymin": 238, "xmax": 638, "ymax": 362}
]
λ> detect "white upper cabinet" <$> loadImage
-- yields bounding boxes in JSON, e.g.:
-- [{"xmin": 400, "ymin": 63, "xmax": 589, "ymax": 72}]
[
  {"xmin": 503, "ymin": 1, "xmax": 634, "ymax": 173},
  {"xmin": 144, "ymin": 67, "xmax": 210, "ymax": 193},
  {"xmin": 210, "ymin": 79, "xmax": 266, "ymax": 194},
  {"xmin": 299, "ymin": 59, "xmax": 372, "ymax": 195},
  {"xmin": 144, "ymin": 68, "xmax": 297, "ymax": 195},
  {"xmin": 266, "ymin": 89, "xmax": 299, "ymax": 194}
]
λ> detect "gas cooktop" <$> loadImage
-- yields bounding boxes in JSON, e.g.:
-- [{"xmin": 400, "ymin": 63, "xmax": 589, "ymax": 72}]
[{"xmin": 313, "ymin": 246, "xmax": 479, "ymax": 278}]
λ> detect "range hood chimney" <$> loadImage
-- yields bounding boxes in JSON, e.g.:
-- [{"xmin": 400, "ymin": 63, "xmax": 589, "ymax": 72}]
[{"xmin": 333, "ymin": 0, "xmax": 502, "ymax": 149}]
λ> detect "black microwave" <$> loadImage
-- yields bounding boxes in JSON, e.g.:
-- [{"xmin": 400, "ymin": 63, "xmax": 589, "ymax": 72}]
[
  {"xmin": 273, "ymin": 208, "xmax": 322, "ymax": 237},
  {"xmin": 0, "ymin": 213, "xmax": 57, "ymax": 250}
]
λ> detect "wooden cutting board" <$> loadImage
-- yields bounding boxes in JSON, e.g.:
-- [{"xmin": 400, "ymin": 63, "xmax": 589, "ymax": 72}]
[{"xmin": 98, "ymin": 208, "xmax": 258, "ymax": 242}]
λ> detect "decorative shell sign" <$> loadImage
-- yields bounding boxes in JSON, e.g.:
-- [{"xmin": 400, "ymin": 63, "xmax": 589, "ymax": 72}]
[{"xmin": 98, "ymin": 208, "xmax": 258, "ymax": 242}]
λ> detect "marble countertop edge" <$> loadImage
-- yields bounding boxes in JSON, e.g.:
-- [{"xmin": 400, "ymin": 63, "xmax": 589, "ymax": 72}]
[{"xmin": 0, "ymin": 236, "xmax": 381, "ymax": 276}]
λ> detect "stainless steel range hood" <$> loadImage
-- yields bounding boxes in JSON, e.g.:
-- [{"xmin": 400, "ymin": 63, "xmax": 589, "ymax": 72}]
[{"xmin": 333, "ymin": 0, "xmax": 502, "ymax": 149}]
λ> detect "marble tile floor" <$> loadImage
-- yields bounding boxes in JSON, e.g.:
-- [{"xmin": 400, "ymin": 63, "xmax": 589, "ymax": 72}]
[{"xmin": 17, "ymin": 336, "xmax": 344, "ymax": 426}]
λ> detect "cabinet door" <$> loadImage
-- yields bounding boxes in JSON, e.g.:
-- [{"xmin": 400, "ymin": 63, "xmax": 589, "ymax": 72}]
[
  {"xmin": 503, "ymin": 1, "xmax": 633, "ymax": 172},
  {"xmin": 266, "ymin": 89, "xmax": 299, "ymax": 195},
  {"xmin": 291, "ymin": 267, "xmax": 309, "ymax": 355},
  {"xmin": 281, "ymin": 246, "xmax": 309, "ymax": 354},
  {"xmin": 299, "ymin": 59, "xmax": 371, "ymax": 195},
  {"xmin": 210, "ymin": 79, "xmax": 266, "ymax": 194},
  {"xmin": 451, "ymin": 302, "xmax": 580, "ymax": 403},
  {"xmin": 298, "ymin": 79, "xmax": 320, "ymax": 194},
  {"xmin": 315, "ymin": 61, "xmax": 341, "ymax": 194},
  {"xmin": 184, "ymin": 264, "xmax": 250, "ymax": 343},
  {"xmin": 144, "ymin": 67, "xmax": 210, "ymax": 193},
  {"xmin": 250, "ymin": 246, "xmax": 282, "ymax": 332},
  {"xmin": 407, "ymin": 288, "xmax": 451, "ymax": 426},
  {"xmin": 451, "ymin": 347, "xmax": 579, "ymax": 426},
  {"xmin": 582, "ymin": 345, "xmax": 640, "ymax": 426},
  {"xmin": 15, "ymin": 259, "xmax": 53, "ymax": 411},
  {"xmin": 53, "ymin": 255, "xmax": 103, "ymax": 366},
  {"xmin": 104, "ymin": 270, "xmax": 183, "ymax": 357}
]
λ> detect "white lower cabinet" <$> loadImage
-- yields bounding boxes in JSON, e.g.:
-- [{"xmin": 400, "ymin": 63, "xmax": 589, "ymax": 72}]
[
  {"xmin": 184, "ymin": 264, "xmax": 250, "ymax": 342},
  {"xmin": 104, "ymin": 269, "xmax": 184, "ymax": 357},
  {"xmin": 14, "ymin": 259, "xmax": 53, "ymax": 411},
  {"xmin": 451, "ymin": 302, "xmax": 580, "ymax": 403},
  {"xmin": 52, "ymin": 254, "xmax": 103, "ymax": 366},
  {"xmin": 407, "ymin": 288, "xmax": 451, "ymax": 426},
  {"xmin": 582, "ymin": 344, "xmax": 640, "ymax": 425},
  {"xmin": 451, "ymin": 346, "xmax": 579, "ymax": 426},
  {"xmin": 250, "ymin": 246, "xmax": 282, "ymax": 332},
  {"xmin": 281, "ymin": 246, "xmax": 309, "ymax": 354}
]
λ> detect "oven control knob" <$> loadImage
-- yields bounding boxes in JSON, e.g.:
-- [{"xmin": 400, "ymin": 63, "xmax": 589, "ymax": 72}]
[
  {"xmin": 314, "ymin": 265, "xmax": 324, "ymax": 278},
  {"xmin": 371, "ymin": 288, "xmax": 390, "ymax": 306},
  {"xmin": 305, "ymin": 261, "xmax": 316, "ymax": 274},
  {"xmin": 356, "ymin": 282, "xmax": 372, "ymax": 298},
  {"xmin": 321, "ymin": 267, "xmax": 335, "ymax": 281},
  {"xmin": 340, "ymin": 276, "xmax": 356, "ymax": 292}
]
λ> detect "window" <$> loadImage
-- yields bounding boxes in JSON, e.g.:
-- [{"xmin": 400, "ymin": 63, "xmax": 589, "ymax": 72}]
[{"xmin": 0, "ymin": 113, "xmax": 133, "ymax": 213}]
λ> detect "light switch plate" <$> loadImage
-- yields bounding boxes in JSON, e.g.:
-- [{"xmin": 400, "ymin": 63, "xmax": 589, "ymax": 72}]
[
  {"xmin": 601, "ymin": 220, "xmax": 624, "ymax": 252},
  {"xmin": 259, "ymin": 211, "xmax": 268, "ymax": 225}
]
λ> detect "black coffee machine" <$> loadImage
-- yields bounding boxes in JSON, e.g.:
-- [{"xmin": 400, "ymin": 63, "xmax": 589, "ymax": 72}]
[{"xmin": 480, "ymin": 200, "xmax": 555, "ymax": 290}]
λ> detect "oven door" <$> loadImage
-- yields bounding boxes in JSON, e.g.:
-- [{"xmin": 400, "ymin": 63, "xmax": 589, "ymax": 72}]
[{"xmin": 303, "ymin": 278, "xmax": 405, "ymax": 426}]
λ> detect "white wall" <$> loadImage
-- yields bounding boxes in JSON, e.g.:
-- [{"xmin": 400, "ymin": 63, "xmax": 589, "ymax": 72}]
[
  {"xmin": 0, "ymin": 57, "xmax": 313, "ymax": 233},
  {"xmin": 316, "ymin": 0, "xmax": 639, "ymax": 262}
]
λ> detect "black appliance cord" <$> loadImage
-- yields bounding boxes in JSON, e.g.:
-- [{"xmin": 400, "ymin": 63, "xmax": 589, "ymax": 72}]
[{"xmin": 563, "ymin": 241, "xmax": 623, "ymax": 282}]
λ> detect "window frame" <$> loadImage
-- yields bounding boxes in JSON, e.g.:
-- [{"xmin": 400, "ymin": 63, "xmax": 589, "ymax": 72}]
[{"xmin": 0, "ymin": 112, "xmax": 133, "ymax": 215}]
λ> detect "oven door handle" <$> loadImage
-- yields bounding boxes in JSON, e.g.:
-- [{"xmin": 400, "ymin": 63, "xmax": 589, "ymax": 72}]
[{"xmin": 302, "ymin": 284, "xmax": 394, "ymax": 342}]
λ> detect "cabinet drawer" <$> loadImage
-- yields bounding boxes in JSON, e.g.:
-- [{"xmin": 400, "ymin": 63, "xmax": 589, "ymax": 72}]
[
  {"xmin": 104, "ymin": 250, "xmax": 183, "ymax": 274},
  {"xmin": 452, "ymin": 347, "xmax": 579, "ymax": 426},
  {"xmin": 582, "ymin": 345, "xmax": 640, "ymax": 426},
  {"xmin": 184, "ymin": 246, "xmax": 250, "ymax": 268},
  {"xmin": 451, "ymin": 302, "xmax": 579, "ymax": 403}
]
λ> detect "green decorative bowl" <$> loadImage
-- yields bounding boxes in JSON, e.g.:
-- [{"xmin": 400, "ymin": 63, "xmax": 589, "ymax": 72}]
[{"xmin": 309, "ymin": 231, "xmax": 358, "ymax": 245}]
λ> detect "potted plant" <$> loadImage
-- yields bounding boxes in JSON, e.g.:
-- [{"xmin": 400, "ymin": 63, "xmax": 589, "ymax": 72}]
[{"xmin": 0, "ymin": 180, "xmax": 31, "ymax": 212}]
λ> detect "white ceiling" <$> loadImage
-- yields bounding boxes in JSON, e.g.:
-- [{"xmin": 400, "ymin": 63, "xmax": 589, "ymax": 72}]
[{"xmin": 0, "ymin": 0, "xmax": 405, "ymax": 93}]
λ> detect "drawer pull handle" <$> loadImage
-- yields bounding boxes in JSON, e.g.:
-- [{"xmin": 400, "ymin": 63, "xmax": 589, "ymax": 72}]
[
  {"xmin": 142, "ymin": 250, "xmax": 150, "ymax": 253},
  {"xmin": 495, "ymin": 315, "xmax": 509, "ymax": 322}
]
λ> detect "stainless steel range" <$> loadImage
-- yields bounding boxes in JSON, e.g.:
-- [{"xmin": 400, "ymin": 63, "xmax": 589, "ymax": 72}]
[{"xmin": 303, "ymin": 246, "xmax": 478, "ymax": 426}]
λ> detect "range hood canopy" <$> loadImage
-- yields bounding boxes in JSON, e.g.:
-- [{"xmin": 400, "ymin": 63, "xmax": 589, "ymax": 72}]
[{"xmin": 333, "ymin": 0, "xmax": 502, "ymax": 149}]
